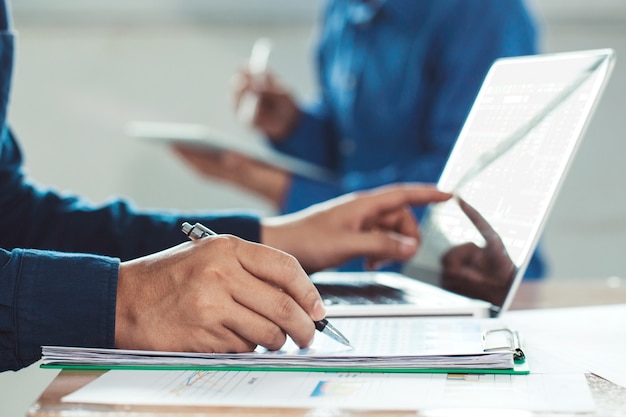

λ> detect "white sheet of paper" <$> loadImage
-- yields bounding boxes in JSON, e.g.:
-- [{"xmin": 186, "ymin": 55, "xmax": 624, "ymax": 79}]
[
  {"xmin": 503, "ymin": 303, "xmax": 626, "ymax": 387},
  {"xmin": 43, "ymin": 318, "xmax": 517, "ymax": 370},
  {"xmin": 61, "ymin": 369, "xmax": 594, "ymax": 413}
]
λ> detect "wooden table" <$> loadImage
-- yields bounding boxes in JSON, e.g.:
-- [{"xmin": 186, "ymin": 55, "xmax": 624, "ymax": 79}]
[
  {"xmin": 510, "ymin": 276, "xmax": 626, "ymax": 310},
  {"xmin": 27, "ymin": 278, "xmax": 626, "ymax": 417}
]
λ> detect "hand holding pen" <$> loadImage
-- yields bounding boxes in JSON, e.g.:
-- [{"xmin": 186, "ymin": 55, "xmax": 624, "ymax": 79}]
[
  {"xmin": 232, "ymin": 38, "xmax": 300, "ymax": 140},
  {"xmin": 114, "ymin": 184, "xmax": 448, "ymax": 355},
  {"xmin": 115, "ymin": 220, "xmax": 338, "ymax": 354},
  {"xmin": 182, "ymin": 222, "xmax": 351, "ymax": 348}
]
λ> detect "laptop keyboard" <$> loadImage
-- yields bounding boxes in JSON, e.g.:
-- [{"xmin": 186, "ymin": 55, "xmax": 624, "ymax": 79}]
[{"xmin": 315, "ymin": 282, "xmax": 410, "ymax": 306}]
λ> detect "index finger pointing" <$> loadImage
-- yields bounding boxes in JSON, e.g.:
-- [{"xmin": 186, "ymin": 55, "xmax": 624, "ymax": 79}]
[
  {"xmin": 456, "ymin": 197, "xmax": 503, "ymax": 246},
  {"xmin": 358, "ymin": 184, "xmax": 453, "ymax": 216}
]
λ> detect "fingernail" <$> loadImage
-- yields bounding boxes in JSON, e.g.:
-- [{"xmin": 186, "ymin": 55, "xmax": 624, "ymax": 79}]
[
  {"xmin": 312, "ymin": 300, "xmax": 326, "ymax": 320},
  {"xmin": 397, "ymin": 236, "xmax": 418, "ymax": 256}
]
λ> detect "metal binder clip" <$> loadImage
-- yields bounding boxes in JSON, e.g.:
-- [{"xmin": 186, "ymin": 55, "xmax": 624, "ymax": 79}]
[{"xmin": 483, "ymin": 328, "xmax": 525, "ymax": 362}]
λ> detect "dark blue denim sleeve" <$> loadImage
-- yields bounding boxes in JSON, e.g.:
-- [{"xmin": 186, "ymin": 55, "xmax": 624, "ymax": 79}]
[{"xmin": 0, "ymin": 248, "xmax": 119, "ymax": 371}]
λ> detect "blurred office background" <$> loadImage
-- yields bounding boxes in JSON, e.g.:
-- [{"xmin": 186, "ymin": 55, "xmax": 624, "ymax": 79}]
[{"xmin": 2, "ymin": 0, "xmax": 625, "ymax": 414}]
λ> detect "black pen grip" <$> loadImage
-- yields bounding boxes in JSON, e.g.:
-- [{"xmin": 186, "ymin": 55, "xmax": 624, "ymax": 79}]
[{"xmin": 314, "ymin": 319, "xmax": 328, "ymax": 332}]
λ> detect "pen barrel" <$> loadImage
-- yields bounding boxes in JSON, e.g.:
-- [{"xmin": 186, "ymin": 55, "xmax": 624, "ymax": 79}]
[{"xmin": 182, "ymin": 222, "xmax": 218, "ymax": 240}]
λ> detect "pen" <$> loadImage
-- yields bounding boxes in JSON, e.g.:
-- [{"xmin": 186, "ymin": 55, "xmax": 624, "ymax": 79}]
[
  {"xmin": 247, "ymin": 37, "xmax": 272, "ymax": 76},
  {"xmin": 181, "ymin": 221, "xmax": 352, "ymax": 348},
  {"xmin": 237, "ymin": 37, "xmax": 272, "ymax": 124}
]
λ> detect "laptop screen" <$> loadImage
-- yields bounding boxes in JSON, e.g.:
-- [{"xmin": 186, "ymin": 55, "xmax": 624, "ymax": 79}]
[{"xmin": 407, "ymin": 49, "xmax": 614, "ymax": 316}]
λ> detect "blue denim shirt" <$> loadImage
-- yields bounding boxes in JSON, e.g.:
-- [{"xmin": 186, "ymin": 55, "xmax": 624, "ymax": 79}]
[
  {"xmin": 0, "ymin": 1, "xmax": 259, "ymax": 371},
  {"xmin": 274, "ymin": 0, "xmax": 544, "ymax": 276}
]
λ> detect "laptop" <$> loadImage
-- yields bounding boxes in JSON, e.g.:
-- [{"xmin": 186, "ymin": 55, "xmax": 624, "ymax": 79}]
[{"xmin": 312, "ymin": 49, "xmax": 615, "ymax": 318}]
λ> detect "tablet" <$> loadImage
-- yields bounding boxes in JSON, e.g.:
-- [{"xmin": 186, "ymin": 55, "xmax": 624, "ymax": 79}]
[{"xmin": 128, "ymin": 121, "xmax": 335, "ymax": 182}]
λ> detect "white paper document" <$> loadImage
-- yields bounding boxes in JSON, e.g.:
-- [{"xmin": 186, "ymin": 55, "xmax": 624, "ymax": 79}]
[
  {"xmin": 62, "ymin": 369, "xmax": 594, "ymax": 413},
  {"xmin": 504, "ymin": 304, "xmax": 626, "ymax": 387},
  {"xmin": 42, "ymin": 318, "xmax": 520, "ymax": 372}
]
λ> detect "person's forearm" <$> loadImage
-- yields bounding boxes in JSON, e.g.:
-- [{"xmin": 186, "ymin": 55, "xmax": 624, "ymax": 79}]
[{"xmin": 240, "ymin": 165, "xmax": 291, "ymax": 208}]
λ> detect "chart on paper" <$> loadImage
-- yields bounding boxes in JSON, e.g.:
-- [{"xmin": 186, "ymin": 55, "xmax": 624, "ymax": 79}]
[{"xmin": 62, "ymin": 369, "xmax": 595, "ymax": 412}]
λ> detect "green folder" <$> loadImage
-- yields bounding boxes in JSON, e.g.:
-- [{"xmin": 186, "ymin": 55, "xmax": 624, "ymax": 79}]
[{"xmin": 41, "ymin": 360, "xmax": 529, "ymax": 375}]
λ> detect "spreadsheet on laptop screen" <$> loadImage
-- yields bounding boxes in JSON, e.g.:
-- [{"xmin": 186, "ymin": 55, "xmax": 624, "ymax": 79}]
[{"xmin": 411, "ymin": 50, "xmax": 614, "ymax": 310}]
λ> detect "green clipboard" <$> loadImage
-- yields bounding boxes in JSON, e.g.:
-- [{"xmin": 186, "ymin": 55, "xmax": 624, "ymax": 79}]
[{"xmin": 40, "ymin": 360, "xmax": 529, "ymax": 375}]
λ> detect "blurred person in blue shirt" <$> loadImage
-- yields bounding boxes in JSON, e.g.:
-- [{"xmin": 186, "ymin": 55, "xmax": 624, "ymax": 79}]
[{"xmin": 174, "ymin": 0, "xmax": 546, "ymax": 277}]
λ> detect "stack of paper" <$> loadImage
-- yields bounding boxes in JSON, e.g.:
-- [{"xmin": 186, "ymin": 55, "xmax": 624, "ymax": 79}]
[{"xmin": 42, "ymin": 318, "xmax": 527, "ymax": 374}]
